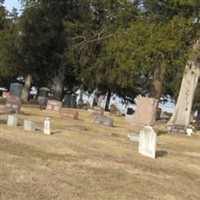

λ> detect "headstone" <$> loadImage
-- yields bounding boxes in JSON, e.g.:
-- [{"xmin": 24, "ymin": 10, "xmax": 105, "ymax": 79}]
[
  {"xmin": 9, "ymin": 83, "xmax": 23, "ymax": 97},
  {"xmin": 128, "ymin": 134, "xmax": 139, "ymax": 142},
  {"xmin": 139, "ymin": 126, "xmax": 157, "ymax": 159},
  {"xmin": 5, "ymin": 95, "xmax": 22, "ymax": 113},
  {"xmin": 94, "ymin": 116, "xmax": 114, "ymax": 127},
  {"xmin": 62, "ymin": 110, "xmax": 79, "ymax": 120},
  {"xmin": 130, "ymin": 97, "xmax": 158, "ymax": 133},
  {"xmin": 46, "ymin": 100, "xmax": 62, "ymax": 114},
  {"xmin": 7, "ymin": 115, "xmax": 18, "ymax": 126},
  {"xmin": 43, "ymin": 118, "xmax": 51, "ymax": 135},
  {"xmin": 93, "ymin": 106, "xmax": 104, "ymax": 116},
  {"xmin": 24, "ymin": 120, "xmax": 36, "ymax": 132},
  {"xmin": 37, "ymin": 87, "xmax": 50, "ymax": 105},
  {"xmin": 170, "ymin": 124, "xmax": 186, "ymax": 133},
  {"xmin": 63, "ymin": 94, "xmax": 71, "ymax": 107},
  {"xmin": 71, "ymin": 94, "xmax": 77, "ymax": 108}
]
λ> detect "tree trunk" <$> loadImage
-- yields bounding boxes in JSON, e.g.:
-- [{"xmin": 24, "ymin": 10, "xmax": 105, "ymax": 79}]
[
  {"xmin": 22, "ymin": 74, "xmax": 32, "ymax": 102},
  {"xmin": 52, "ymin": 64, "xmax": 66, "ymax": 101},
  {"xmin": 149, "ymin": 56, "xmax": 165, "ymax": 99},
  {"xmin": 168, "ymin": 39, "xmax": 200, "ymax": 127},
  {"xmin": 105, "ymin": 90, "xmax": 111, "ymax": 111}
]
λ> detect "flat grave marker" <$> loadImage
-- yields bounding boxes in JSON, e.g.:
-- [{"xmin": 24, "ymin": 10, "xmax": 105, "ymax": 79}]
[
  {"xmin": 94, "ymin": 116, "xmax": 114, "ymax": 127},
  {"xmin": 62, "ymin": 110, "xmax": 79, "ymax": 120},
  {"xmin": 93, "ymin": 106, "xmax": 104, "ymax": 116}
]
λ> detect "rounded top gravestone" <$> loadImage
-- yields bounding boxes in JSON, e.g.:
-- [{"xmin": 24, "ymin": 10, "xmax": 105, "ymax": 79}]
[{"xmin": 9, "ymin": 83, "xmax": 23, "ymax": 97}]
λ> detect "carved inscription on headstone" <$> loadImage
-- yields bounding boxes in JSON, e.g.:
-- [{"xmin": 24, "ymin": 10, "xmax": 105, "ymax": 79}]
[
  {"xmin": 139, "ymin": 126, "xmax": 157, "ymax": 159},
  {"xmin": 170, "ymin": 124, "xmax": 186, "ymax": 133},
  {"xmin": 46, "ymin": 100, "xmax": 62, "ymax": 114},
  {"xmin": 5, "ymin": 95, "xmax": 22, "ymax": 113},
  {"xmin": 62, "ymin": 110, "xmax": 79, "ymax": 120}
]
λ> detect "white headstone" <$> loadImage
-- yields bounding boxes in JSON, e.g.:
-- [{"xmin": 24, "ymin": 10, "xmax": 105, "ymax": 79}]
[
  {"xmin": 7, "ymin": 115, "xmax": 18, "ymax": 126},
  {"xmin": 24, "ymin": 120, "xmax": 36, "ymax": 132},
  {"xmin": 139, "ymin": 126, "xmax": 157, "ymax": 159},
  {"xmin": 43, "ymin": 117, "xmax": 51, "ymax": 135}
]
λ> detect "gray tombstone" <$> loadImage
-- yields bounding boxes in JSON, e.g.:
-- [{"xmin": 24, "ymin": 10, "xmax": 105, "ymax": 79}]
[
  {"xmin": 94, "ymin": 116, "xmax": 114, "ymax": 127},
  {"xmin": 139, "ymin": 126, "xmax": 157, "ymax": 159},
  {"xmin": 24, "ymin": 120, "xmax": 36, "ymax": 132},
  {"xmin": 9, "ymin": 83, "xmax": 23, "ymax": 97},
  {"xmin": 71, "ymin": 94, "xmax": 77, "ymax": 108},
  {"xmin": 37, "ymin": 87, "xmax": 51, "ymax": 105},
  {"xmin": 7, "ymin": 115, "xmax": 18, "ymax": 126},
  {"xmin": 63, "ymin": 94, "xmax": 71, "ymax": 107}
]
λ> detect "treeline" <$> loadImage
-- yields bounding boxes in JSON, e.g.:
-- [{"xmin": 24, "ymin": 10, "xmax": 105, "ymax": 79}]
[{"xmin": 0, "ymin": 0, "xmax": 200, "ymax": 126}]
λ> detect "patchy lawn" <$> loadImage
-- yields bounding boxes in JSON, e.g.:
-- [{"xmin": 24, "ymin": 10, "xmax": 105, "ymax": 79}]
[{"xmin": 1, "ymin": 104, "xmax": 200, "ymax": 200}]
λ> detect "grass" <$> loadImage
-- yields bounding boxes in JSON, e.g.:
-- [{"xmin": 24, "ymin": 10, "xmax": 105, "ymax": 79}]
[{"xmin": 1, "ymin": 104, "xmax": 200, "ymax": 200}]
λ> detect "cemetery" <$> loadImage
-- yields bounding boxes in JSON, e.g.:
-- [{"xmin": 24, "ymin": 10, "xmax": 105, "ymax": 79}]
[
  {"xmin": 1, "ymin": 1, "xmax": 200, "ymax": 199},
  {"xmin": 1, "ymin": 96, "xmax": 200, "ymax": 200}
]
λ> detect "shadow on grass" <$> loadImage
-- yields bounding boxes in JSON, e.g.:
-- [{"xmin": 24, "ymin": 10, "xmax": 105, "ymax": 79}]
[{"xmin": 156, "ymin": 151, "xmax": 168, "ymax": 158}]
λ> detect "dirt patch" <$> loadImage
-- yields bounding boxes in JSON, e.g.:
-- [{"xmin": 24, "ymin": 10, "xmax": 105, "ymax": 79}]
[{"xmin": 1, "ymin": 104, "xmax": 200, "ymax": 200}]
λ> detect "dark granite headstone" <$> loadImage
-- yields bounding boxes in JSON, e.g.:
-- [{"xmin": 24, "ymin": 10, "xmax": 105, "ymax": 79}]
[
  {"xmin": 37, "ymin": 87, "xmax": 51, "ymax": 105},
  {"xmin": 46, "ymin": 100, "xmax": 62, "ymax": 113},
  {"xmin": 63, "ymin": 94, "xmax": 71, "ymax": 107},
  {"xmin": 71, "ymin": 94, "xmax": 77, "ymax": 108},
  {"xmin": 94, "ymin": 116, "xmax": 113, "ymax": 127},
  {"xmin": 171, "ymin": 124, "xmax": 186, "ymax": 133},
  {"xmin": 5, "ymin": 95, "xmax": 22, "ymax": 113},
  {"xmin": 9, "ymin": 83, "xmax": 23, "ymax": 97}
]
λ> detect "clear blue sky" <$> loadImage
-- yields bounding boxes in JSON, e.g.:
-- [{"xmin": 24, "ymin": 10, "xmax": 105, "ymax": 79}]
[{"xmin": 4, "ymin": 0, "xmax": 22, "ymax": 12}]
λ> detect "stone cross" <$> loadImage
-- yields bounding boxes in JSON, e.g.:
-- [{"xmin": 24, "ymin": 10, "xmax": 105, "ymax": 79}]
[{"xmin": 139, "ymin": 126, "xmax": 157, "ymax": 159}]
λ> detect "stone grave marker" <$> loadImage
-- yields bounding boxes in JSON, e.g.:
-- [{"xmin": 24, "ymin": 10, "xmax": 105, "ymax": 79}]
[
  {"xmin": 93, "ymin": 106, "xmax": 104, "ymax": 116},
  {"xmin": 94, "ymin": 116, "xmax": 114, "ymax": 127},
  {"xmin": 43, "ymin": 117, "xmax": 51, "ymax": 135},
  {"xmin": 170, "ymin": 124, "xmax": 186, "ymax": 133},
  {"xmin": 139, "ymin": 126, "xmax": 157, "ymax": 159},
  {"xmin": 7, "ymin": 115, "xmax": 18, "ymax": 126},
  {"xmin": 24, "ymin": 120, "xmax": 36, "ymax": 132},
  {"xmin": 130, "ymin": 97, "xmax": 158, "ymax": 133},
  {"xmin": 9, "ymin": 83, "xmax": 23, "ymax": 97},
  {"xmin": 46, "ymin": 100, "xmax": 62, "ymax": 114},
  {"xmin": 62, "ymin": 109, "xmax": 79, "ymax": 120},
  {"xmin": 5, "ymin": 95, "xmax": 22, "ymax": 113}
]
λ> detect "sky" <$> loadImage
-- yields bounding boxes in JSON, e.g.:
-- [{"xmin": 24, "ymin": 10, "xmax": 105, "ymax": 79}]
[{"xmin": 3, "ymin": 0, "xmax": 22, "ymax": 12}]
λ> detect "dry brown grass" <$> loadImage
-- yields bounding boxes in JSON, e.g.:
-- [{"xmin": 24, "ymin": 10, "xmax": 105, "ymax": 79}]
[{"xmin": 1, "ymin": 104, "xmax": 200, "ymax": 200}]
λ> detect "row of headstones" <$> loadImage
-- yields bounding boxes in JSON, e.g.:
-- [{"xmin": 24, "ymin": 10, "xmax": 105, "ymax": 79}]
[
  {"xmin": 7, "ymin": 115, "xmax": 52, "ymax": 135},
  {"xmin": 45, "ymin": 101, "xmax": 114, "ymax": 127}
]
